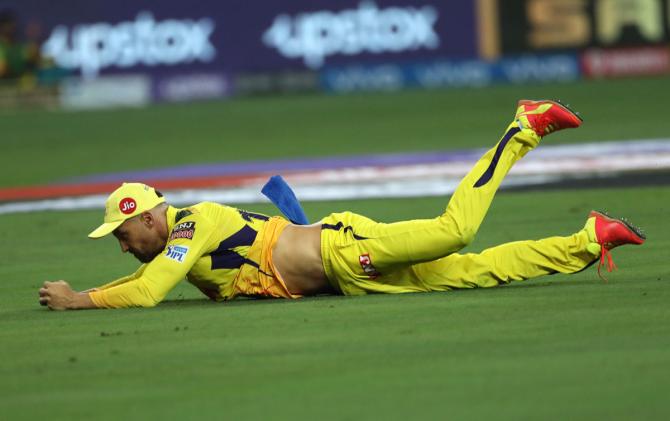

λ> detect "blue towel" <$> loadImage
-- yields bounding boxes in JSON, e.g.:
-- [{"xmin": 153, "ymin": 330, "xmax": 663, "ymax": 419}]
[{"xmin": 261, "ymin": 175, "xmax": 309, "ymax": 225}]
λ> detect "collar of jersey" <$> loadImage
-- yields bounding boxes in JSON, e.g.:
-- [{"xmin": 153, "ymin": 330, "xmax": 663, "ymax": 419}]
[{"xmin": 165, "ymin": 205, "xmax": 179, "ymax": 235}]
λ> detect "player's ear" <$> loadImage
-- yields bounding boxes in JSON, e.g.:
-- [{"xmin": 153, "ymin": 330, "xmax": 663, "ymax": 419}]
[{"xmin": 139, "ymin": 211, "xmax": 154, "ymax": 228}]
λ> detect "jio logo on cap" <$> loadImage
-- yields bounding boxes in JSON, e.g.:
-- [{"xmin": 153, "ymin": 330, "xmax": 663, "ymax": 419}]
[{"xmin": 119, "ymin": 197, "xmax": 137, "ymax": 215}]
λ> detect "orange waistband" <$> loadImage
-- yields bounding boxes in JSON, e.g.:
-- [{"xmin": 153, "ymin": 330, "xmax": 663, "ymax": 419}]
[{"xmin": 232, "ymin": 217, "xmax": 299, "ymax": 299}]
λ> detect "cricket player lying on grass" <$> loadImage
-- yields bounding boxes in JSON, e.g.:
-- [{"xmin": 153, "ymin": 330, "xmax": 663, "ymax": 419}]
[{"xmin": 39, "ymin": 99, "xmax": 646, "ymax": 310}]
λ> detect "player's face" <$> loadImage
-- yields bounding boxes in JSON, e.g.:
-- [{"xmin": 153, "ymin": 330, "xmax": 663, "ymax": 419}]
[{"xmin": 113, "ymin": 215, "xmax": 166, "ymax": 263}]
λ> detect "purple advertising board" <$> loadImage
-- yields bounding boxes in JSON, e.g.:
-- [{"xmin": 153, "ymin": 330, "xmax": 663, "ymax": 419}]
[{"xmin": 0, "ymin": 0, "xmax": 479, "ymax": 80}]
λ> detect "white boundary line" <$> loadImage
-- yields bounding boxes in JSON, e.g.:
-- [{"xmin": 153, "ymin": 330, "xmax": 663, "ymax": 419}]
[{"xmin": 2, "ymin": 139, "xmax": 670, "ymax": 215}]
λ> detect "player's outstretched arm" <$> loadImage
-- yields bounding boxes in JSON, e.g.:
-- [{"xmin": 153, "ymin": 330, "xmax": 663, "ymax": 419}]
[{"xmin": 39, "ymin": 281, "xmax": 98, "ymax": 310}]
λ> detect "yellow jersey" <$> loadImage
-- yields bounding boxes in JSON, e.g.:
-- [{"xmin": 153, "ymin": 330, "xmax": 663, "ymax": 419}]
[{"xmin": 88, "ymin": 203, "xmax": 295, "ymax": 308}]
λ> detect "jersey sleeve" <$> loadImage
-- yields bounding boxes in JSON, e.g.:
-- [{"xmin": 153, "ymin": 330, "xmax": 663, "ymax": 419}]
[
  {"xmin": 95, "ymin": 264, "xmax": 147, "ymax": 290},
  {"xmin": 88, "ymin": 214, "xmax": 217, "ymax": 308}
]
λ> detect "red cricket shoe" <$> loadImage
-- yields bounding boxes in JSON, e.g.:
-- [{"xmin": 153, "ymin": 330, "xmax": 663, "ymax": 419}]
[
  {"xmin": 516, "ymin": 99, "xmax": 583, "ymax": 137},
  {"xmin": 589, "ymin": 210, "xmax": 646, "ymax": 279}
]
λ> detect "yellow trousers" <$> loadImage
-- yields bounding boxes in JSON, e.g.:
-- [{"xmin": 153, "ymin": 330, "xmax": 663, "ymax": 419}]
[{"xmin": 319, "ymin": 123, "xmax": 599, "ymax": 295}]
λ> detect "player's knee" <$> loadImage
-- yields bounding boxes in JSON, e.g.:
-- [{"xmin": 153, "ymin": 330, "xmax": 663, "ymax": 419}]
[
  {"xmin": 439, "ymin": 214, "xmax": 475, "ymax": 249},
  {"xmin": 456, "ymin": 228, "xmax": 476, "ymax": 249}
]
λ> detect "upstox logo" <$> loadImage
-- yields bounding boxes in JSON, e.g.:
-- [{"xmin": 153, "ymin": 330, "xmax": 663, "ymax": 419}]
[
  {"xmin": 263, "ymin": 1, "xmax": 439, "ymax": 68},
  {"xmin": 42, "ymin": 12, "xmax": 216, "ymax": 78}
]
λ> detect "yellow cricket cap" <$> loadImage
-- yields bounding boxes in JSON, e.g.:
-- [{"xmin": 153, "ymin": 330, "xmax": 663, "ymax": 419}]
[{"xmin": 88, "ymin": 182, "xmax": 166, "ymax": 239}]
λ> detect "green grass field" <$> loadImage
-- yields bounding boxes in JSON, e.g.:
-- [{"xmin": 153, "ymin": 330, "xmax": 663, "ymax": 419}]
[
  {"xmin": 2, "ymin": 77, "xmax": 670, "ymax": 420},
  {"xmin": 4, "ymin": 76, "xmax": 670, "ymax": 187}
]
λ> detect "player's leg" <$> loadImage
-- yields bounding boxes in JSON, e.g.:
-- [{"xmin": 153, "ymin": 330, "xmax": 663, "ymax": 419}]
[
  {"xmin": 410, "ymin": 233, "xmax": 597, "ymax": 290},
  {"xmin": 322, "ymin": 100, "xmax": 583, "ymax": 273},
  {"xmin": 382, "ymin": 210, "xmax": 647, "ymax": 292},
  {"xmin": 435, "ymin": 99, "xmax": 583, "ymax": 255}
]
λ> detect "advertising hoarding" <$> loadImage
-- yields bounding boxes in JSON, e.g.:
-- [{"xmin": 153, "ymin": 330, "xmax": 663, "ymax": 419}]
[
  {"xmin": 489, "ymin": 0, "xmax": 670, "ymax": 58},
  {"xmin": 320, "ymin": 53, "xmax": 580, "ymax": 93},
  {"xmin": 1, "ymin": 1, "xmax": 479, "ymax": 79},
  {"xmin": 2, "ymin": 0, "xmax": 668, "ymax": 106}
]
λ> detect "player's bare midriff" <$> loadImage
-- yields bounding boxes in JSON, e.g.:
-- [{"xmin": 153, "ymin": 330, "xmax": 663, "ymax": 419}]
[{"xmin": 273, "ymin": 223, "xmax": 333, "ymax": 296}]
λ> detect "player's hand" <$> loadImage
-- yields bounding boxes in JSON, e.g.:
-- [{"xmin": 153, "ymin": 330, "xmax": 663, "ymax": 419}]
[{"xmin": 39, "ymin": 280, "xmax": 77, "ymax": 310}]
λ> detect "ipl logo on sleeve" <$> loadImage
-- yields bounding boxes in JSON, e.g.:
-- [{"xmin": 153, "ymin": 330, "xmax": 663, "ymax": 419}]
[{"xmin": 165, "ymin": 245, "xmax": 189, "ymax": 263}]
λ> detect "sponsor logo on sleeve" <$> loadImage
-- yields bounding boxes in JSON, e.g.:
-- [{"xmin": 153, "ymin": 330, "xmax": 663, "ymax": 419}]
[
  {"xmin": 169, "ymin": 221, "xmax": 196, "ymax": 241},
  {"xmin": 359, "ymin": 253, "xmax": 380, "ymax": 279},
  {"xmin": 165, "ymin": 245, "xmax": 189, "ymax": 263}
]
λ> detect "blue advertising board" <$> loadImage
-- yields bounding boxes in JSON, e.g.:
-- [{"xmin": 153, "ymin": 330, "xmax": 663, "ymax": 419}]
[
  {"xmin": 320, "ymin": 53, "xmax": 581, "ymax": 93},
  {"xmin": 0, "ymin": 0, "xmax": 479, "ymax": 79}
]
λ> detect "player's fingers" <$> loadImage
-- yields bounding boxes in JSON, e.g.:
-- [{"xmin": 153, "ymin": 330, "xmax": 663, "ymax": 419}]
[
  {"xmin": 39, "ymin": 287, "xmax": 48, "ymax": 296},
  {"xmin": 39, "ymin": 296, "xmax": 50, "ymax": 306}
]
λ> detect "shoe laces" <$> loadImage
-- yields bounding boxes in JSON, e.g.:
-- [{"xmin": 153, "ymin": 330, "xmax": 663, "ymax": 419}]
[{"xmin": 597, "ymin": 245, "xmax": 618, "ymax": 282}]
